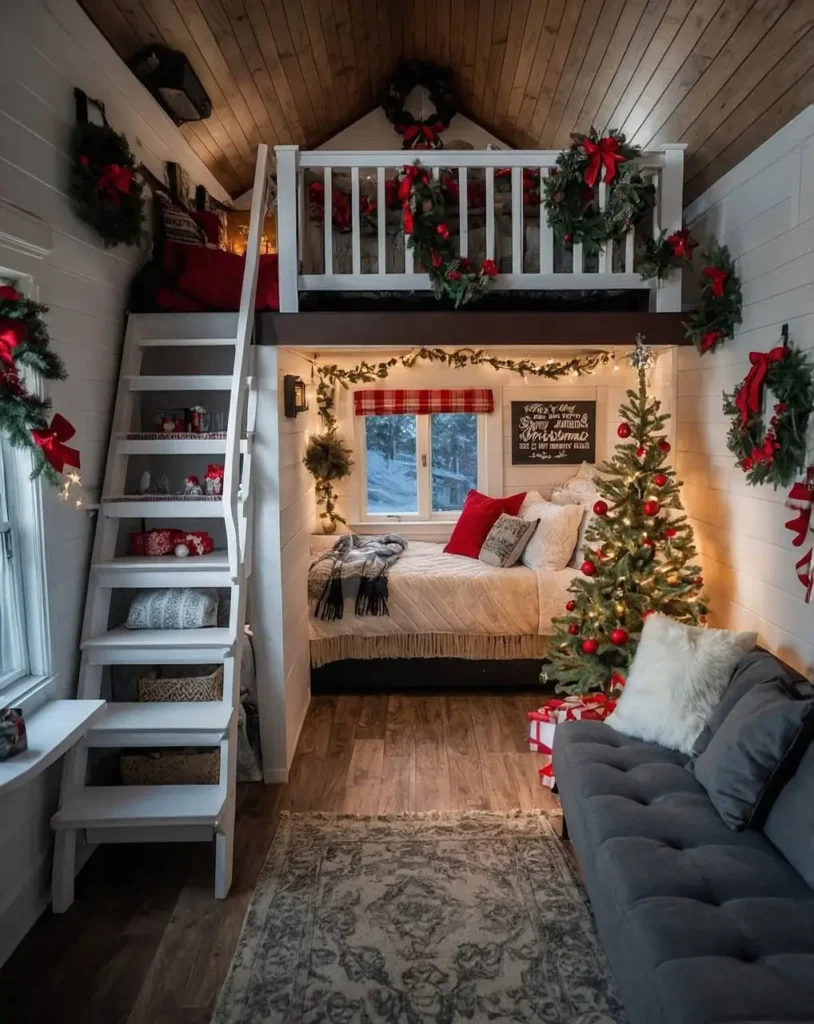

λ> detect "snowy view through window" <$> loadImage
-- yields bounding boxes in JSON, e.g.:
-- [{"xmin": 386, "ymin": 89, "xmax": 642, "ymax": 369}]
[{"xmin": 365, "ymin": 414, "xmax": 477, "ymax": 515}]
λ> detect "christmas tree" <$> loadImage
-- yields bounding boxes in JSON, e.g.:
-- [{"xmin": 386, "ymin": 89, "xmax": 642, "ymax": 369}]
[{"xmin": 545, "ymin": 336, "xmax": 708, "ymax": 696}]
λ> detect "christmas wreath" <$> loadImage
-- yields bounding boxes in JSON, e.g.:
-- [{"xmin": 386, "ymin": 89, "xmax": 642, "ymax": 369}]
[
  {"xmin": 542, "ymin": 129, "xmax": 655, "ymax": 254},
  {"xmin": 397, "ymin": 163, "xmax": 498, "ymax": 307},
  {"xmin": 0, "ymin": 285, "xmax": 80, "ymax": 485},
  {"xmin": 382, "ymin": 60, "xmax": 457, "ymax": 149},
  {"xmin": 684, "ymin": 244, "xmax": 742, "ymax": 354},
  {"xmin": 70, "ymin": 117, "xmax": 146, "ymax": 249},
  {"xmin": 637, "ymin": 227, "xmax": 697, "ymax": 281},
  {"xmin": 722, "ymin": 339, "xmax": 813, "ymax": 488}
]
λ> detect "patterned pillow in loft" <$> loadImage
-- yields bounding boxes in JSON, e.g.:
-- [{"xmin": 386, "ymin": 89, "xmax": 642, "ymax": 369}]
[
  {"xmin": 155, "ymin": 191, "xmax": 208, "ymax": 247},
  {"xmin": 125, "ymin": 588, "xmax": 219, "ymax": 630},
  {"xmin": 479, "ymin": 513, "xmax": 539, "ymax": 567}
]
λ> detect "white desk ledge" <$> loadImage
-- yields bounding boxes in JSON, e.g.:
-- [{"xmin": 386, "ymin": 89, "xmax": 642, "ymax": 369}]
[{"xmin": 0, "ymin": 700, "xmax": 106, "ymax": 795}]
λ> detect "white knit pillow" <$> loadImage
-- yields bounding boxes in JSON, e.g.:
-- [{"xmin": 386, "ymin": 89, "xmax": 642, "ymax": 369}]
[
  {"xmin": 550, "ymin": 487, "xmax": 598, "ymax": 566},
  {"xmin": 605, "ymin": 615, "xmax": 757, "ymax": 754},
  {"xmin": 520, "ymin": 500, "xmax": 583, "ymax": 571}
]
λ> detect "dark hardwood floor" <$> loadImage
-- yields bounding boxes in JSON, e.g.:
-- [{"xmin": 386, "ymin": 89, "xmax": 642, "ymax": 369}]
[{"xmin": 1, "ymin": 692, "xmax": 558, "ymax": 1024}]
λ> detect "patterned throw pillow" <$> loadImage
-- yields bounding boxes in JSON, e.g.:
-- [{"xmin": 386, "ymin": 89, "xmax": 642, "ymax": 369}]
[
  {"xmin": 125, "ymin": 588, "xmax": 218, "ymax": 630},
  {"xmin": 479, "ymin": 513, "xmax": 539, "ymax": 567},
  {"xmin": 156, "ymin": 192, "xmax": 207, "ymax": 246}
]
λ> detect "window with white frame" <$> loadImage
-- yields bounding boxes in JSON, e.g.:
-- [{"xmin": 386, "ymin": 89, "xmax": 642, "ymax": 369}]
[{"xmin": 0, "ymin": 438, "xmax": 30, "ymax": 689}]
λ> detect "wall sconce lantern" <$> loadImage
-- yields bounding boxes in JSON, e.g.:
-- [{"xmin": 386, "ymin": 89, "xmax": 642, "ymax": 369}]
[{"xmin": 284, "ymin": 375, "xmax": 308, "ymax": 418}]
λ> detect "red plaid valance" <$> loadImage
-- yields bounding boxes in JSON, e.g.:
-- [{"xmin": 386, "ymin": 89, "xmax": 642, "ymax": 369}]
[{"xmin": 354, "ymin": 388, "xmax": 494, "ymax": 416}]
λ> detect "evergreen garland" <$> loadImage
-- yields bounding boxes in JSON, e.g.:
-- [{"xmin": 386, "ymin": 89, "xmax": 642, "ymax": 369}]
[
  {"xmin": 542, "ymin": 129, "xmax": 655, "ymax": 254},
  {"xmin": 70, "ymin": 120, "xmax": 146, "ymax": 249},
  {"xmin": 303, "ymin": 432, "xmax": 353, "ymax": 529},
  {"xmin": 683, "ymin": 244, "xmax": 742, "ymax": 354}
]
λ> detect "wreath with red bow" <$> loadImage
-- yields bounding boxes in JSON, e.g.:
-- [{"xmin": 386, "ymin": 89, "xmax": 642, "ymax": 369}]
[
  {"xmin": 382, "ymin": 61, "xmax": 457, "ymax": 150},
  {"xmin": 0, "ymin": 285, "xmax": 80, "ymax": 484},
  {"xmin": 683, "ymin": 243, "xmax": 742, "ymax": 355},
  {"xmin": 70, "ymin": 119, "xmax": 146, "ymax": 248},
  {"xmin": 637, "ymin": 227, "xmax": 698, "ymax": 281},
  {"xmin": 542, "ymin": 129, "xmax": 655, "ymax": 254},
  {"xmin": 723, "ymin": 339, "xmax": 813, "ymax": 488}
]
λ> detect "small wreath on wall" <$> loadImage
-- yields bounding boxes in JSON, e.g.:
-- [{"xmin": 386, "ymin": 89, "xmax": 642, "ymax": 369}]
[
  {"xmin": 542, "ymin": 128, "xmax": 655, "ymax": 254},
  {"xmin": 382, "ymin": 60, "xmax": 458, "ymax": 149},
  {"xmin": 722, "ymin": 331, "xmax": 814, "ymax": 489},
  {"xmin": 684, "ymin": 243, "xmax": 742, "ymax": 355},
  {"xmin": 637, "ymin": 227, "xmax": 698, "ymax": 281}
]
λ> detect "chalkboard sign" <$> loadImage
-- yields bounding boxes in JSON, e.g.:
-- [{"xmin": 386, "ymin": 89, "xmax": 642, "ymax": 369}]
[{"xmin": 511, "ymin": 400, "xmax": 596, "ymax": 465}]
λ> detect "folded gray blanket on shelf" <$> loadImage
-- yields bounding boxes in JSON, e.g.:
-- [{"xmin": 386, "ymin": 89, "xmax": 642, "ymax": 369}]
[{"xmin": 309, "ymin": 534, "xmax": 408, "ymax": 620}]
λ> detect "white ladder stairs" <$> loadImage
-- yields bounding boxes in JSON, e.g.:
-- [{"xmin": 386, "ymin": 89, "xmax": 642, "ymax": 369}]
[{"xmin": 51, "ymin": 146, "xmax": 273, "ymax": 911}]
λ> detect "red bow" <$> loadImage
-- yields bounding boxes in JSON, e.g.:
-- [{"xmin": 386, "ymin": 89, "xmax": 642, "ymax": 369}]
[
  {"xmin": 583, "ymin": 135, "xmax": 626, "ymax": 187},
  {"xmin": 750, "ymin": 433, "xmax": 779, "ymax": 465},
  {"xmin": 734, "ymin": 347, "xmax": 786, "ymax": 427},
  {"xmin": 397, "ymin": 121, "xmax": 445, "ymax": 149},
  {"xmin": 702, "ymin": 265, "xmax": 728, "ymax": 297},
  {"xmin": 700, "ymin": 330, "xmax": 723, "ymax": 353},
  {"xmin": 796, "ymin": 549, "xmax": 813, "ymax": 604},
  {"xmin": 97, "ymin": 164, "xmax": 134, "ymax": 206},
  {"xmin": 0, "ymin": 318, "xmax": 26, "ymax": 366},
  {"xmin": 667, "ymin": 228, "xmax": 697, "ymax": 260},
  {"xmin": 398, "ymin": 164, "xmax": 426, "ymax": 201},
  {"xmin": 31, "ymin": 414, "xmax": 81, "ymax": 474},
  {"xmin": 0, "ymin": 286, "xmax": 21, "ymax": 303}
]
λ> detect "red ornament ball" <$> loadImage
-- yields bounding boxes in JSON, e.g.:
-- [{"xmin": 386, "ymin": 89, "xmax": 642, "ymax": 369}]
[
  {"xmin": 610, "ymin": 628, "xmax": 629, "ymax": 647},
  {"xmin": 581, "ymin": 638, "xmax": 598, "ymax": 655},
  {"xmin": 664, "ymin": 527, "xmax": 677, "ymax": 538},
  {"xmin": 565, "ymin": 600, "xmax": 576, "ymax": 611},
  {"xmin": 642, "ymin": 538, "xmax": 655, "ymax": 548},
  {"xmin": 563, "ymin": 233, "xmax": 573, "ymax": 243},
  {"xmin": 617, "ymin": 422, "xmax": 632, "ymax": 439},
  {"xmin": 636, "ymin": 446, "xmax": 646, "ymax": 458},
  {"xmin": 653, "ymin": 473, "xmax": 668, "ymax": 487},
  {"xmin": 568, "ymin": 624, "xmax": 579, "ymax": 635},
  {"xmin": 642, "ymin": 500, "xmax": 660, "ymax": 517},
  {"xmin": 694, "ymin": 576, "xmax": 704, "ymax": 586},
  {"xmin": 581, "ymin": 560, "xmax": 597, "ymax": 577},
  {"xmin": 658, "ymin": 440, "xmax": 671, "ymax": 453},
  {"xmin": 593, "ymin": 499, "xmax": 609, "ymax": 516},
  {"xmin": 699, "ymin": 615, "xmax": 708, "ymax": 624}
]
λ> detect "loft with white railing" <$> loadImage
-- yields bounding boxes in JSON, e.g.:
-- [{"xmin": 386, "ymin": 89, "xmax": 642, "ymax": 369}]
[{"xmin": 270, "ymin": 142, "xmax": 686, "ymax": 314}]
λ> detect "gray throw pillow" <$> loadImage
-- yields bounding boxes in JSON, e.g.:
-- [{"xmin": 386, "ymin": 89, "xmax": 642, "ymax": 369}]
[
  {"xmin": 764, "ymin": 738, "xmax": 814, "ymax": 888},
  {"xmin": 126, "ymin": 588, "xmax": 219, "ymax": 630},
  {"xmin": 479, "ymin": 513, "xmax": 539, "ymax": 567},
  {"xmin": 689, "ymin": 678, "xmax": 814, "ymax": 831}
]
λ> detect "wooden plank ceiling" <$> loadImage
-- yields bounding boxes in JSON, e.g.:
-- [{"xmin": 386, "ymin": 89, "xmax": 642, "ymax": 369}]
[{"xmin": 81, "ymin": 0, "xmax": 814, "ymax": 201}]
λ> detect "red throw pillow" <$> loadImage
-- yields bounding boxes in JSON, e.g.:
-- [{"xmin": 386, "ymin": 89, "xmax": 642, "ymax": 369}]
[
  {"xmin": 190, "ymin": 209, "xmax": 223, "ymax": 247},
  {"xmin": 444, "ymin": 490, "xmax": 527, "ymax": 559},
  {"xmin": 176, "ymin": 247, "xmax": 279, "ymax": 312}
]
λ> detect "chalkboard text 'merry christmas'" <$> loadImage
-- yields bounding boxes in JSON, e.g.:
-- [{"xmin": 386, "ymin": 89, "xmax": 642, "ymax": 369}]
[{"xmin": 511, "ymin": 400, "xmax": 597, "ymax": 465}]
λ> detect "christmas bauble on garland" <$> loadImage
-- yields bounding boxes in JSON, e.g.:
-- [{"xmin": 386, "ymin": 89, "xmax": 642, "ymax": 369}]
[
  {"xmin": 70, "ymin": 116, "xmax": 145, "ymax": 249},
  {"xmin": 543, "ymin": 128, "xmax": 655, "ymax": 254},
  {"xmin": 381, "ymin": 61, "xmax": 457, "ymax": 149}
]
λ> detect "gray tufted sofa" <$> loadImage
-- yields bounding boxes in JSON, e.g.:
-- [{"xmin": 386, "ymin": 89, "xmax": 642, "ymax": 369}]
[{"xmin": 553, "ymin": 652, "xmax": 814, "ymax": 1024}]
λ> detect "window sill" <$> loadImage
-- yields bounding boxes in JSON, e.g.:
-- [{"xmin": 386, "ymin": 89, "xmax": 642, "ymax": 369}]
[
  {"xmin": 0, "ymin": 699, "xmax": 106, "ymax": 795},
  {"xmin": 1, "ymin": 674, "xmax": 54, "ymax": 718}
]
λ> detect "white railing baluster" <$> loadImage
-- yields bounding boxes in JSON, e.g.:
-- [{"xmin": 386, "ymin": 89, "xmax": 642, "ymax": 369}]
[
  {"xmin": 511, "ymin": 167, "xmax": 523, "ymax": 273},
  {"xmin": 274, "ymin": 145, "xmax": 299, "ymax": 312},
  {"xmin": 597, "ymin": 181, "xmax": 608, "ymax": 275},
  {"xmin": 540, "ymin": 167, "xmax": 553, "ymax": 273},
  {"xmin": 323, "ymin": 166, "xmax": 333, "ymax": 276},
  {"xmin": 459, "ymin": 167, "xmax": 468, "ymax": 259},
  {"xmin": 625, "ymin": 228, "xmax": 635, "ymax": 273},
  {"xmin": 297, "ymin": 167, "xmax": 304, "ymax": 268},
  {"xmin": 486, "ymin": 167, "xmax": 495, "ymax": 260},
  {"xmin": 572, "ymin": 242, "xmax": 583, "ymax": 275},
  {"xmin": 377, "ymin": 166, "xmax": 386, "ymax": 275},
  {"xmin": 351, "ymin": 166, "xmax": 361, "ymax": 276},
  {"xmin": 656, "ymin": 144, "xmax": 686, "ymax": 311}
]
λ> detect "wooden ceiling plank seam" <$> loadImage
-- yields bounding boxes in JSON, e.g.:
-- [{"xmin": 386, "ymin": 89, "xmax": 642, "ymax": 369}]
[
  {"xmin": 603, "ymin": 0, "xmax": 695, "ymax": 131},
  {"xmin": 685, "ymin": 58, "xmax": 814, "ymax": 202},
  {"xmin": 436, "ymin": 0, "xmax": 452, "ymax": 71},
  {"xmin": 84, "ymin": 0, "xmax": 143, "ymax": 56},
  {"xmin": 284, "ymin": 0, "xmax": 338, "ymax": 133},
  {"xmin": 448, "ymin": 0, "xmax": 465, "ymax": 75},
  {"xmin": 389, "ymin": 2, "xmax": 405, "ymax": 68},
  {"xmin": 414, "ymin": 0, "xmax": 427, "ymax": 65},
  {"xmin": 332, "ymin": 0, "xmax": 363, "ymax": 123},
  {"xmin": 645, "ymin": 0, "xmax": 793, "ymax": 150},
  {"xmin": 684, "ymin": 25, "xmax": 814, "ymax": 186},
  {"xmin": 220, "ymin": 0, "xmax": 298, "ymax": 145},
  {"xmin": 482, "ymin": 0, "xmax": 512, "ymax": 126},
  {"xmin": 348, "ymin": 0, "xmax": 375, "ymax": 115},
  {"xmin": 373, "ymin": 0, "xmax": 395, "ymax": 75},
  {"xmin": 181, "ymin": 122, "xmax": 242, "ymax": 193},
  {"xmin": 318, "ymin": 0, "xmax": 353, "ymax": 120},
  {"xmin": 538, "ymin": 0, "xmax": 611, "ymax": 148},
  {"xmin": 571, "ymin": 0, "xmax": 648, "ymax": 136},
  {"xmin": 244, "ymin": 0, "xmax": 307, "ymax": 145},
  {"xmin": 193, "ymin": 0, "xmax": 281, "ymax": 150},
  {"xmin": 474, "ymin": 0, "xmax": 497, "ymax": 113},
  {"xmin": 515, "ymin": 0, "xmax": 566, "ymax": 137},
  {"xmin": 505, "ymin": 0, "xmax": 549, "ymax": 127},
  {"xmin": 629, "ymin": 0, "xmax": 757, "ymax": 149},
  {"xmin": 526, "ymin": 0, "xmax": 588, "ymax": 143},
  {"xmin": 679, "ymin": 0, "xmax": 814, "ymax": 169},
  {"xmin": 461, "ymin": 0, "xmax": 481, "ymax": 107},
  {"xmin": 112, "ymin": 0, "xmax": 165, "ymax": 48},
  {"xmin": 552, "ymin": 0, "xmax": 631, "ymax": 148},
  {"xmin": 263, "ymin": 0, "xmax": 322, "ymax": 139},
  {"xmin": 619, "ymin": 0, "xmax": 729, "ymax": 141},
  {"xmin": 493, "ymin": 0, "xmax": 531, "ymax": 133},
  {"xmin": 360, "ymin": 0, "xmax": 384, "ymax": 97}
]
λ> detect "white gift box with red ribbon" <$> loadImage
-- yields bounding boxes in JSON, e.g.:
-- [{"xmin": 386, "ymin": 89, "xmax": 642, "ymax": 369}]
[{"xmin": 528, "ymin": 694, "xmax": 617, "ymax": 789}]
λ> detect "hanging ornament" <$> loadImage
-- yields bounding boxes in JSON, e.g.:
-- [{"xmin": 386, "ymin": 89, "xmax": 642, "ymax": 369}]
[
  {"xmin": 614, "ymin": 601, "xmax": 626, "ymax": 616},
  {"xmin": 568, "ymin": 624, "xmax": 579, "ymax": 635},
  {"xmin": 581, "ymin": 638, "xmax": 598, "ymax": 655},
  {"xmin": 642, "ymin": 538, "xmax": 655, "ymax": 549},
  {"xmin": 653, "ymin": 473, "xmax": 667, "ymax": 487},
  {"xmin": 565, "ymin": 600, "xmax": 576, "ymax": 611},
  {"xmin": 642, "ymin": 500, "xmax": 660, "ymax": 517},
  {"xmin": 611, "ymin": 587, "xmax": 625, "ymax": 600},
  {"xmin": 664, "ymin": 527, "xmax": 677, "ymax": 538},
  {"xmin": 636, "ymin": 446, "xmax": 646, "ymax": 458},
  {"xmin": 785, "ymin": 468, "xmax": 814, "ymax": 603},
  {"xmin": 581, "ymin": 560, "xmax": 597, "ymax": 577},
  {"xmin": 658, "ymin": 440, "xmax": 671, "ymax": 453},
  {"xmin": 593, "ymin": 499, "xmax": 609, "ymax": 516},
  {"xmin": 627, "ymin": 334, "xmax": 653, "ymax": 371},
  {"xmin": 617, "ymin": 422, "xmax": 631, "ymax": 439},
  {"xmin": 609, "ymin": 628, "xmax": 629, "ymax": 646},
  {"xmin": 694, "ymin": 576, "xmax": 704, "ymax": 586}
]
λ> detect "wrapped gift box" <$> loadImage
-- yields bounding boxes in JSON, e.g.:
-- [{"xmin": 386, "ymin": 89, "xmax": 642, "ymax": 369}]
[{"xmin": 528, "ymin": 694, "xmax": 617, "ymax": 789}]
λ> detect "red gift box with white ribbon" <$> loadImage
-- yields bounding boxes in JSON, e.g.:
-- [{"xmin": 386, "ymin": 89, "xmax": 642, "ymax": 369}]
[{"xmin": 528, "ymin": 694, "xmax": 617, "ymax": 789}]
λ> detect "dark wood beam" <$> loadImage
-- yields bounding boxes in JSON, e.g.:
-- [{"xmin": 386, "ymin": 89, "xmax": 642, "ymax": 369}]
[{"xmin": 257, "ymin": 312, "xmax": 690, "ymax": 348}]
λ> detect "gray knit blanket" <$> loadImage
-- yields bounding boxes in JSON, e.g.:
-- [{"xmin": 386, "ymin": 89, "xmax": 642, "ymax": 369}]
[{"xmin": 309, "ymin": 534, "xmax": 407, "ymax": 620}]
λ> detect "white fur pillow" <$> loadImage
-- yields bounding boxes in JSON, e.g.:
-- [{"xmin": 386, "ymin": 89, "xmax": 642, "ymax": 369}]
[
  {"xmin": 605, "ymin": 615, "xmax": 756, "ymax": 754},
  {"xmin": 520, "ymin": 500, "xmax": 583, "ymax": 571}
]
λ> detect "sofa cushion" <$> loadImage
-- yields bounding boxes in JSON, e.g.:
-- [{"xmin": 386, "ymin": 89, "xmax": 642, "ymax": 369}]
[
  {"xmin": 764, "ymin": 734, "xmax": 814, "ymax": 888},
  {"xmin": 553, "ymin": 719, "xmax": 814, "ymax": 1024}
]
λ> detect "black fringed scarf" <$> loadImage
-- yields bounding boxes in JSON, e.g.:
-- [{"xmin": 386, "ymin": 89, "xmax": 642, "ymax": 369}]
[{"xmin": 309, "ymin": 534, "xmax": 408, "ymax": 620}]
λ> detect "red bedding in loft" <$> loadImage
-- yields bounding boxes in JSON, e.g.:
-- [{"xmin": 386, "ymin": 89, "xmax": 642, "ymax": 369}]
[{"xmin": 154, "ymin": 241, "xmax": 279, "ymax": 313}]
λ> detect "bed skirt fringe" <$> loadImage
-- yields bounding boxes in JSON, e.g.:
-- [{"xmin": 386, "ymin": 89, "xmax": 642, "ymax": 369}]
[{"xmin": 310, "ymin": 633, "xmax": 552, "ymax": 667}]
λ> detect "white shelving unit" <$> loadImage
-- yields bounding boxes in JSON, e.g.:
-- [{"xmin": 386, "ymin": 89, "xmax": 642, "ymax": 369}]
[{"xmin": 50, "ymin": 145, "xmax": 274, "ymax": 912}]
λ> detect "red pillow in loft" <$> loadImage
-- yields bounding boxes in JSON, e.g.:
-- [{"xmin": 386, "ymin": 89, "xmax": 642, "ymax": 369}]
[
  {"xmin": 175, "ymin": 245, "xmax": 279, "ymax": 311},
  {"xmin": 444, "ymin": 489, "xmax": 527, "ymax": 559}
]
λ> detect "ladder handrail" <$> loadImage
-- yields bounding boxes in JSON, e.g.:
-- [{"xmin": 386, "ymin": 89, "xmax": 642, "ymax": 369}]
[{"xmin": 224, "ymin": 143, "xmax": 271, "ymax": 579}]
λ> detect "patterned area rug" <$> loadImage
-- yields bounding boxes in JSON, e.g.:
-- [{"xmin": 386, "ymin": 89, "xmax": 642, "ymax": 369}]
[{"xmin": 213, "ymin": 812, "xmax": 625, "ymax": 1024}]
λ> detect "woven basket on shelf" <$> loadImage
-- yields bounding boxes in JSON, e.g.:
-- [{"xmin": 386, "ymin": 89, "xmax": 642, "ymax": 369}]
[
  {"xmin": 120, "ymin": 749, "xmax": 220, "ymax": 785},
  {"xmin": 137, "ymin": 665, "xmax": 223, "ymax": 703}
]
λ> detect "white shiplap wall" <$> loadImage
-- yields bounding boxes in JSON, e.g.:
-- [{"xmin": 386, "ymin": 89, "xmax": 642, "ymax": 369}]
[
  {"xmin": 680, "ymin": 105, "xmax": 814, "ymax": 676},
  {"xmin": 0, "ymin": 0, "xmax": 230, "ymax": 966}
]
